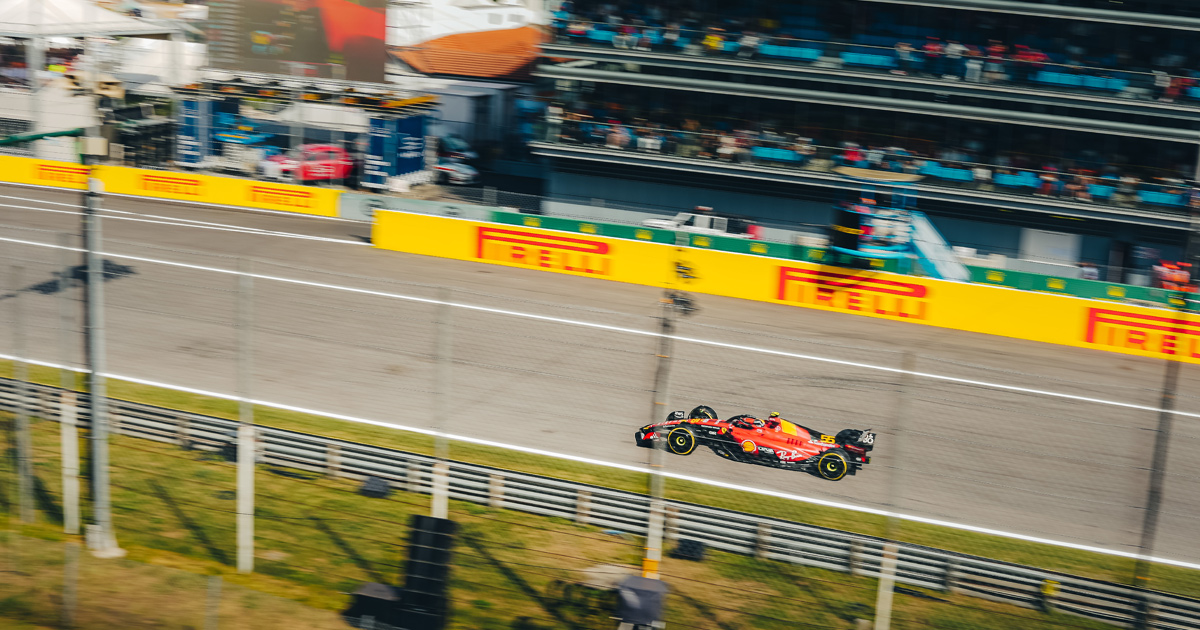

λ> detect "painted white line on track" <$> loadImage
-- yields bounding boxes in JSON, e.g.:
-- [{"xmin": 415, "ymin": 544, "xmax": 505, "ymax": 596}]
[
  {"xmin": 2, "ymin": 351, "xmax": 1197, "ymax": 571},
  {"xmin": 0, "ymin": 197, "xmax": 367, "ymax": 245},
  {"xmin": 3, "ymin": 233, "xmax": 1198, "ymax": 421}
]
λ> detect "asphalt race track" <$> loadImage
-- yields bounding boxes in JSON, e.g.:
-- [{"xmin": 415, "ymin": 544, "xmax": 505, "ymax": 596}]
[{"xmin": 2, "ymin": 182, "xmax": 1199, "ymax": 566}]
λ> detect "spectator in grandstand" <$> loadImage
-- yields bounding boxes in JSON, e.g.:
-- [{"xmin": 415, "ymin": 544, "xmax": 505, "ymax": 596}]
[
  {"xmin": 943, "ymin": 40, "xmax": 968, "ymax": 80},
  {"xmin": 984, "ymin": 40, "xmax": 1008, "ymax": 83},
  {"xmin": 703, "ymin": 28, "xmax": 725, "ymax": 55},
  {"xmin": 737, "ymin": 31, "xmax": 762, "ymax": 60},
  {"xmin": 1012, "ymin": 45, "xmax": 1049, "ymax": 84},
  {"xmin": 794, "ymin": 137, "xmax": 816, "ymax": 165},
  {"xmin": 922, "ymin": 37, "xmax": 944, "ymax": 78},
  {"xmin": 964, "ymin": 48, "xmax": 985, "ymax": 83},
  {"xmin": 893, "ymin": 42, "xmax": 916, "ymax": 76},
  {"xmin": 1079, "ymin": 262, "xmax": 1100, "ymax": 281},
  {"xmin": 663, "ymin": 23, "xmax": 681, "ymax": 49}
]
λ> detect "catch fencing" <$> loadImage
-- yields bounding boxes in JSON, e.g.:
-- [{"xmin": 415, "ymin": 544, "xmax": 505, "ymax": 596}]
[{"xmin": 2, "ymin": 376, "xmax": 1197, "ymax": 630}]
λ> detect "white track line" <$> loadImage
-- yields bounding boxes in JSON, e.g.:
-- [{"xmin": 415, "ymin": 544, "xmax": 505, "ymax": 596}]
[
  {"xmin": 3, "ymin": 351, "xmax": 1196, "ymax": 571},
  {"xmin": 2, "ymin": 232, "xmax": 1197, "ymax": 420},
  {"xmin": 0, "ymin": 196, "xmax": 367, "ymax": 245}
]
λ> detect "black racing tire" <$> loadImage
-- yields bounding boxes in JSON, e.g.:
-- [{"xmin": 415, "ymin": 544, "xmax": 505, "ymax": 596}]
[
  {"xmin": 666, "ymin": 427, "xmax": 697, "ymax": 455},
  {"xmin": 817, "ymin": 449, "xmax": 850, "ymax": 481},
  {"xmin": 689, "ymin": 405, "xmax": 718, "ymax": 420}
]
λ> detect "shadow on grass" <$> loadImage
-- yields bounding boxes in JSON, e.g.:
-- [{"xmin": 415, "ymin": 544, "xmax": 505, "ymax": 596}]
[
  {"xmin": 32, "ymin": 474, "xmax": 63, "ymax": 525},
  {"xmin": 310, "ymin": 516, "xmax": 385, "ymax": 584},
  {"xmin": 148, "ymin": 479, "xmax": 231, "ymax": 566},
  {"xmin": 461, "ymin": 536, "xmax": 584, "ymax": 630}
]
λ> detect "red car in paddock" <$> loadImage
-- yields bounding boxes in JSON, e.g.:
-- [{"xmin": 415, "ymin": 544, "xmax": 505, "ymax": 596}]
[{"xmin": 634, "ymin": 406, "xmax": 875, "ymax": 481}]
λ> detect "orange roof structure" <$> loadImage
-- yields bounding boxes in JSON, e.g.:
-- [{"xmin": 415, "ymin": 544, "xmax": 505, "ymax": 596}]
[{"xmin": 394, "ymin": 25, "xmax": 545, "ymax": 80}]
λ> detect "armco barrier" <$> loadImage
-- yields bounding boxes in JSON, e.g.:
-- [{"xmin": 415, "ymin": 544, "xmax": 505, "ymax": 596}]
[
  {"xmin": 3, "ymin": 377, "xmax": 1198, "ymax": 629},
  {"xmin": 0, "ymin": 155, "xmax": 339, "ymax": 218},
  {"xmin": 373, "ymin": 210, "xmax": 1200, "ymax": 365}
]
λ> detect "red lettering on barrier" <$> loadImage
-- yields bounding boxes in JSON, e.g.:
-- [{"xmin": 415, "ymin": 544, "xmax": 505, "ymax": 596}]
[
  {"xmin": 477, "ymin": 227, "xmax": 613, "ymax": 276},
  {"xmin": 777, "ymin": 267, "xmax": 929, "ymax": 320}
]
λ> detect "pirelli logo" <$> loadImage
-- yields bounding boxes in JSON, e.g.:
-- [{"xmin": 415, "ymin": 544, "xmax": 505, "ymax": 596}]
[
  {"xmin": 142, "ymin": 174, "xmax": 201, "ymax": 196},
  {"xmin": 476, "ymin": 227, "xmax": 612, "ymax": 276},
  {"xmin": 249, "ymin": 185, "xmax": 313, "ymax": 208},
  {"xmin": 777, "ymin": 267, "xmax": 929, "ymax": 320},
  {"xmin": 1085, "ymin": 308, "xmax": 1200, "ymax": 358},
  {"xmin": 36, "ymin": 164, "xmax": 88, "ymax": 185}
]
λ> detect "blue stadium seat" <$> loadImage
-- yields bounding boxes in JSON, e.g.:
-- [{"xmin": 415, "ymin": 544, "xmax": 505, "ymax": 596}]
[
  {"xmin": 752, "ymin": 146, "xmax": 801, "ymax": 163},
  {"xmin": 994, "ymin": 171, "xmax": 1040, "ymax": 189},
  {"xmin": 588, "ymin": 30, "xmax": 615, "ymax": 43},
  {"xmin": 1139, "ymin": 190, "xmax": 1186, "ymax": 207},
  {"xmin": 1089, "ymin": 184, "xmax": 1115, "ymax": 200},
  {"xmin": 841, "ymin": 51, "xmax": 896, "ymax": 68}
]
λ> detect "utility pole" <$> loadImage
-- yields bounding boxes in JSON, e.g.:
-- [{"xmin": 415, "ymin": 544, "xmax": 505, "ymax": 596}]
[
  {"xmin": 643, "ymin": 294, "xmax": 676, "ymax": 580},
  {"xmin": 430, "ymin": 287, "xmax": 452, "ymax": 520},
  {"xmin": 874, "ymin": 352, "xmax": 915, "ymax": 630},
  {"xmin": 80, "ymin": 137, "xmax": 123, "ymax": 558},
  {"xmin": 59, "ymin": 233, "xmax": 82, "ymax": 536},
  {"xmin": 1134, "ymin": 359, "xmax": 1180, "ymax": 586},
  {"xmin": 236, "ymin": 259, "xmax": 255, "ymax": 573}
]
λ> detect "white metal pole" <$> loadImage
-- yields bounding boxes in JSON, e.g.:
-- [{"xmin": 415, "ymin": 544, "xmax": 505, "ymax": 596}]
[
  {"xmin": 83, "ymin": 160, "xmax": 122, "ymax": 558},
  {"xmin": 430, "ymin": 287, "xmax": 452, "ymax": 519},
  {"xmin": 236, "ymin": 259, "xmax": 255, "ymax": 574},
  {"xmin": 643, "ymin": 297, "xmax": 675, "ymax": 579},
  {"xmin": 875, "ymin": 351, "xmax": 914, "ymax": 630},
  {"xmin": 59, "ymin": 233, "xmax": 80, "ymax": 536}
]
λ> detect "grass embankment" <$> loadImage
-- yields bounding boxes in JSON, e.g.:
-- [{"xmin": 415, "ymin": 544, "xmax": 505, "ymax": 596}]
[
  {"xmin": 4, "ymin": 416, "xmax": 1117, "ymax": 630},
  {"xmin": 3, "ymin": 360, "xmax": 1197, "ymax": 603}
]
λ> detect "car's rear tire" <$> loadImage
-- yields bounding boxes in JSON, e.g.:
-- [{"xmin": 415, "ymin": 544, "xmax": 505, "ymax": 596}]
[
  {"xmin": 689, "ymin": 405, "xmax": 717, "ymax": 420},
  {"xmin": 817, "ymin": 449, "xmax": 850, "ymax": 481},
  {"xmin": 667, "ymin": 427, "xmax": 697, "ymax": 455}
]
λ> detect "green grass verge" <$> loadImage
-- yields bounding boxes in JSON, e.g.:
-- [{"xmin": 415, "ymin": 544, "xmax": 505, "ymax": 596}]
[
  {"xmin": 2, "ymin": 360, "xmax": 1196, "ymax": 602},
  {"xmin": 3, "ymin": 415, "xmax": 1121, "ymax": 630}
]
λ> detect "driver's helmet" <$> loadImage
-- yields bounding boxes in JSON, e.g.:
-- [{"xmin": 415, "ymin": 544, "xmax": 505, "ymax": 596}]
[
  {"xmin": 751, "ymin": 417, "xmax": 765, "ymax": 428},
  {"xmin": 769, "ymin": 411, "xmax": 781, "ymax": 419}
]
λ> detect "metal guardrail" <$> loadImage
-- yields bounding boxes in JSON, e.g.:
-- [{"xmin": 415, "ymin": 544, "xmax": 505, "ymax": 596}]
[{"xmin": 2, "ymin": 377, "xmax": 1198, "ymax": 629}]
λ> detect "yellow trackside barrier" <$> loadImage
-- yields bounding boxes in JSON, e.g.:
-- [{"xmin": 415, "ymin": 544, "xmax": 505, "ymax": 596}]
[
  {"xmin": 374, "ymin": 210, "xmax": 1200, "ymax": 365},
  {"xmin": 0, "ymin": 155, "xmax": 340, "ymax": 218}
]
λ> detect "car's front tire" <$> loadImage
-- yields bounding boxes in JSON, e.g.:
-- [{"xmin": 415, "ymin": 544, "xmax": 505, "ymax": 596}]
[
  {"xmin": 667, "ymin": 427, "xmax": 697, "ymax": 455},
  {"xmin": 817, "ymin": 449, "xmax": 850, "ymax": 481}
]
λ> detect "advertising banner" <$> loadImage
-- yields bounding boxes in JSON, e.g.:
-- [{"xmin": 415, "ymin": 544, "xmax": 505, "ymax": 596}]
[
  {"xmin": 395, "ymin": 115, "xmax": 426, "ymax": 176},
  {"xmin": 176, "ymin": 99, "xmax": 212, "ymax": 167},
  {"xmin": 228, "ymin": 0, "xmax": 388, "ymax": 83},
  {"xmin": 363, "ymin": 117, "xmax": 399, "ymax": 190},
  {"xmin": 372, "ymin": 211, "xmax": 1200, "ymax": 365}
]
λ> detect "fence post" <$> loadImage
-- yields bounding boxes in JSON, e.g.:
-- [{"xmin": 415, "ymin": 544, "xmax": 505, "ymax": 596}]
[
  {"xmin": 574, "ymin": 489, "xmax": 591, "ymax": 525},
  {"xmin": 61, "ymin": 392, "xmax": 81, "ymax": 535},
  {"xmin": 875, "ymin": 351, "xmax": 915, "ymax": 630},
  {"xmin": 325, "ymin": 444, "xmax": 341, "ymax": 479},
  {"xmin": 664, "ymin": 504, "xmax": 680, "ymax": 542},
  {"xmin": 12, "ymin": 264, "xmax": 34, "ymax": 524},
  {"xmin": 431, "ymin": 288, "xmax": 453, "ymax": 519},
  {"xmin": 204, "ymin": 574, "xmax": 222, "ymax": 630},
  {"xmin": 487, "ymin": 474, "xmax": 504, "ymax": 509},
  {"xmin": 483, "ymin": 186, "xmax": 497, "ymax": 206},
  {"xmin": 59, "ymin": 233, "xmax": 81, "ymax": 536},
  {"xmin": 943, "ymin": 557, "xmax": 959, "ymax": 593},
  {"xmin": 874, "ymin": 543, "xmax": 899, "ymax": 630},
  {"xmin": 62, "ymin": 540, "xmax": 79, "ymax": 628},
  {"xmin": 848, "ymin": 540, "xmax": 863, "ymax": 576},
  {"xmin": 1135, "ymin": 592, "xmax": 1159, "ymax": 630},
  {"xmin": 1038, "ymin": 579, "xmax": 1059, "ymax": 613},
  {"xmin": 754, "ymin": 522, "xmax": 772, "ymax": 560},
  {"xmin": 83, "ymin": 167, "xmax": 122, "ymax": 558},
  {"xmin": 236, "ymin": 259, "xmax": 255, "ymax": 575},
  {"xmin": 643, "ymin": 296, "xmax": 677, "ymax": 579}
]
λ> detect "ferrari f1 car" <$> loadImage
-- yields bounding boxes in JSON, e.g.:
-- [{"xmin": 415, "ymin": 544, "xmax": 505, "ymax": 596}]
[{"xmin": 634, "ymin": 406, "xmax": 875, "ymax": 481}]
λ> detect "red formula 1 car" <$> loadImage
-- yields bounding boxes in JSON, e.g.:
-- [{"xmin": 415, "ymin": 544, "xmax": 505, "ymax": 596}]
[{"xmin": 634, "ymin": 406, "xmax": 875, "ymax": 481}]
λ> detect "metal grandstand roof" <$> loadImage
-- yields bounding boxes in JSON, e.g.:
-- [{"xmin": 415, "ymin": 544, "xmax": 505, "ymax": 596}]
[{"xmin": 0, "ymin": 0, "xmax": 180, "ymax": 38}]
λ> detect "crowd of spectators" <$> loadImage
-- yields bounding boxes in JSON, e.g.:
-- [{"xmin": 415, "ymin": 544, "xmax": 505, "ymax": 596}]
[
  {"xmin": 544, "ymin": 101, "xmax": 1200, "ymax": 209},
  {"xmin": 550, "ymin": 1, "xmax": 1200, "ymax": 102},
  {"xmin": 0, "ymin": 43, "xmax": 83, "ymax": 88}
]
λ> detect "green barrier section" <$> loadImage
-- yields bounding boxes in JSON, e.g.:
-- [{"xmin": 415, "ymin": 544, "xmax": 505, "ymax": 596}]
[
  {"xmin": 491, "ymin": 210, "xmax": 677, "ymax": 244},
  {"xmin": 966, "ymin": 266, "xmax": 1188, "ymax": 307}
]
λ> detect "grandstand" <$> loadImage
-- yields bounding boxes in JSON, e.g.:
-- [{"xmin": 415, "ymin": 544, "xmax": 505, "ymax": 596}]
[{"xmin": 532, "ymin": 0, "xmax": 1200, "ymax": 282}]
